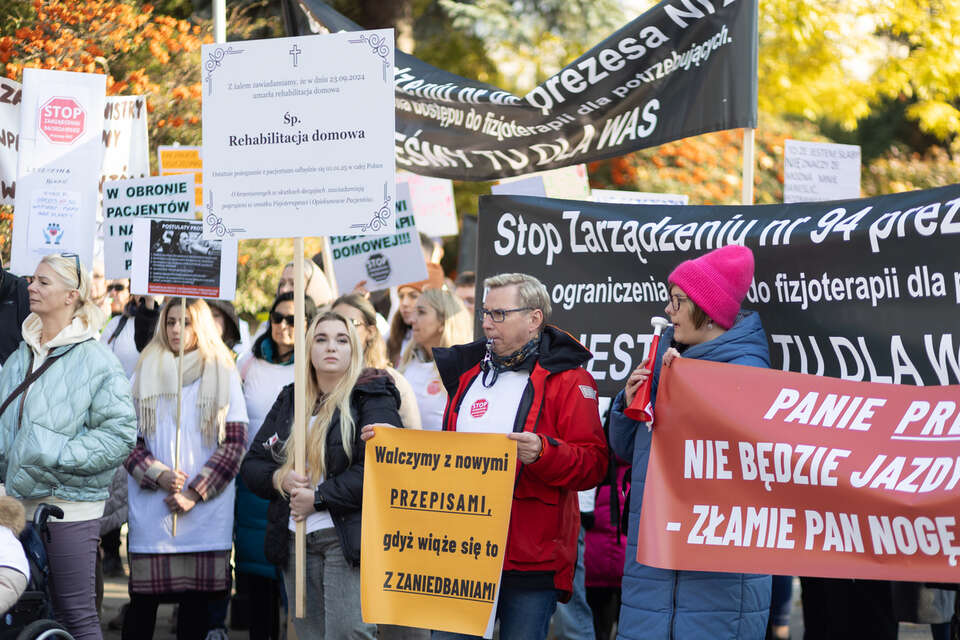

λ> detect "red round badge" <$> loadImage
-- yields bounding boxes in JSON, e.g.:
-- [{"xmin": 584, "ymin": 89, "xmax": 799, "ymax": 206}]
[
  {"xmin": 470, "ymin": 399, "xmax": 488, "ymax": 419},
  {"xmin": 427, "ymin": 379, "xmax": 443, "ymax": 395}
]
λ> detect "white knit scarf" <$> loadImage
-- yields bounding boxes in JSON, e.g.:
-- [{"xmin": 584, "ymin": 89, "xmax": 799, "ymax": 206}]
[{"xmin": 132, "ymin": 347, "xmax": 231, "ymax": 445}]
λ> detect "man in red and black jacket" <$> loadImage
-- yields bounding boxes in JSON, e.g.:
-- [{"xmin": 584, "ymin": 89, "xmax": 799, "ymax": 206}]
[{"xmin": 432, "ymin": 272, "xmax": 608, "ymax": 640}]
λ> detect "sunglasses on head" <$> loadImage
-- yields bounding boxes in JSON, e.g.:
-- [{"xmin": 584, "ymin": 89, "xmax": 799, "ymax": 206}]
[
  {"xmin": 271, "ymin": 312, "xmax": 295, "ymax": 327},
  {"xmin": 62, "ymin": 253, "xmax": 81, "ymax": 288}
]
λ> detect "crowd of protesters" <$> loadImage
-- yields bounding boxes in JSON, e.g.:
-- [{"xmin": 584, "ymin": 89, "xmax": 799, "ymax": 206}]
[{"xmin": 0, "ymin": 242, "xmax": 956, "ymax": 640}]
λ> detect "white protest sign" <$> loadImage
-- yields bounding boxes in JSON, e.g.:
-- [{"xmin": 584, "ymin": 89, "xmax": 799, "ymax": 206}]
[
  {"xmin": 328, "ymin": 183, "xmax": 427, "ymax": 293},
  {"xmin": 103, "ymin": 175, "xmax": 195, "ymax": 278},
  {"xmin": 130, "ymin": 218, "xmax": 237, "ymax": 300},
  {"xmin": 96, "ymin": 95, "xmax": 151, "ymax": 269},
  {"xmin": 201, "ymin": 32, "xmax": 396, "ymax": 239},
  {"xmin": 591, "ymin": 189, "xmax": 689, "ymax": 205},
  {"xmin": 784, "ymin": 139, "xmax": 861, "ymax": 203},
  {"xmin": 396, "ymin": 171, "xmax": 457, "ymax": 236},
  {"xmin": 490, "ymin": 175, "xmax": 546, "ymax": 197},
  {"xmin": 101, "ymin": 95, "xmax": 150, "ymax": 185},
  {"xmin": 492, "ymin": 164, "xmax": 590, "ymax": 200},
  {"xmin": 0, "ymin": 77, "xmax": 21, "ymax": 205},
  {"xmin": 11, "ymin": 69, "xmax": 105, "ymax": 275},
  {"xmin": 0, "ymin": 86, "xmax": 149, "ymax": 209}
]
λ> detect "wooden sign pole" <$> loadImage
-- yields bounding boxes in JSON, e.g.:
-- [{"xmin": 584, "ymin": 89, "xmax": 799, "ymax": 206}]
[
  {"xmin": 172, "ymin": 296, "xmax": 186, "ymax": 536},
  {"xmin": 293, "ymin": 239, "xmax": 307, "ymax": 618},
  {"xmin": 742, "ymin": 127, "xmax": 756, "ymax": 206}
]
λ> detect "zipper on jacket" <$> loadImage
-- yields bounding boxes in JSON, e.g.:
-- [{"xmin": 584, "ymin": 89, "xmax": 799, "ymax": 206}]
[
  {"xmin": 669, "ymin": 571, "xmax": 679, "ymax": 639},
  {"xmin": 514, "ymin": 385, "xmax": 546, "ymax": 488}
]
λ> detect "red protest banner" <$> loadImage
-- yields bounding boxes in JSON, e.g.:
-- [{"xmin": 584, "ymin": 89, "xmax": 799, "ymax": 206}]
[{"xmin": 637, "ymin": 358, "xmax": 960, "ymax": 581}]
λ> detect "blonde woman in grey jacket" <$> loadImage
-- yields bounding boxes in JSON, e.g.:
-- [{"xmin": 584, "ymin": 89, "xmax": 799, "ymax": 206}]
[{"xmin": 0, "ymin": 253, "xmax": 137, "ymax": 640}]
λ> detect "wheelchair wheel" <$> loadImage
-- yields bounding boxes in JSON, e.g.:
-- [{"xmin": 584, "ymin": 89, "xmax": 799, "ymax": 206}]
[{"xmin": 14, "ymin": 620, "xmax": 73, "ymax": 640}]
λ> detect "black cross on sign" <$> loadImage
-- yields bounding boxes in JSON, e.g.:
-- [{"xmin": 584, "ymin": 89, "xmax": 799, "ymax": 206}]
[{"xmin": 289, "ymin": 44, "xmax": 302, "ymax": 67}]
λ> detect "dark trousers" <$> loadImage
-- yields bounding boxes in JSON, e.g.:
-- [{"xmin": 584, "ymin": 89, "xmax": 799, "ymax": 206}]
[
  {"xmin": 101, "ymin": 527, "xmax": 122, "ymax": 559},
  {"xmin": 586, "ymin": 586, "xmax": 621, "ymax": 640},
  {"xmin": 800, "ymin": 577, "xmax": 897, "ymax": 640},
  {"xmin": 122, "ymin": 590, "xmax": 227, "ymax": 640},
  {"xmin": 247, "ymin": 574, "xmax": 281, "ymax": 640}
]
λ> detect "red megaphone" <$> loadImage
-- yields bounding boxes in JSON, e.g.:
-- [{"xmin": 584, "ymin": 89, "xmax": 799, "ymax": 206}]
[{"xmin": 624, "ymin": 316, "xmax": 671, "ymax": 423}]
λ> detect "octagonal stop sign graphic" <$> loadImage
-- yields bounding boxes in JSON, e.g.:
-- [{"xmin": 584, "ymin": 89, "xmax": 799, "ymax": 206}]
[{"xmin": 38, "ymin": 96, "xmax": 85, "ymax": 144}]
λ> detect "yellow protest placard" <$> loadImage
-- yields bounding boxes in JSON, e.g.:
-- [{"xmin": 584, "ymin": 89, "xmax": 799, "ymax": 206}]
[
  {"xmin": 157, "ymin": 145, "xmax": 202, "ymax": 207},
  {"xmin": 361, "ymin": 428, "xmax": 517, "ymax": 637}
]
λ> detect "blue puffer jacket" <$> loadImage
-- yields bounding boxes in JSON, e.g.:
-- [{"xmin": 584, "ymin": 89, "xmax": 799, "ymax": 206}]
[
  {"xmin": 610, "ymin": 311, "xmax": 772, "ymax": 640},
  {"xmin": 234, "ymin": 475, "xmax": 277, "ymax": 580},
  {"xmin": 0, "ymin": 339, "xmax": 137, "ymax": 501}
]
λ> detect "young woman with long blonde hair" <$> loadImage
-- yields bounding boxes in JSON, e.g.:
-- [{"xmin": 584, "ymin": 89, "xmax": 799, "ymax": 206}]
[
  {"xmin": 240, "ymin": 310, "xmax": 402, "ymax": 639},
  {"xmin": 333, "ymin": 293, "xmax": 422, "ymax": 429},
  {"xmin": 123, "ymin": 297, "xmax": 248, "ymax": 640}
]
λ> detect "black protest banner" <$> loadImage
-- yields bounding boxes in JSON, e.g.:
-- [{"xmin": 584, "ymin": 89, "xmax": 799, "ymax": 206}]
[
  {"xmin": 476, "ymin": 187, "xmax": 960, "ymax": 397},
  {"xmin": 285, "ymin": 0, "xmax": 757, "ymax": 181}
]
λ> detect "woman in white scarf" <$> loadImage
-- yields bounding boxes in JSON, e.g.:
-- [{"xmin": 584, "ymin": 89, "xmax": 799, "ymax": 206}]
[{"xmin": 123, "ymin": 298, "xmax": 248, "ymax": 640}]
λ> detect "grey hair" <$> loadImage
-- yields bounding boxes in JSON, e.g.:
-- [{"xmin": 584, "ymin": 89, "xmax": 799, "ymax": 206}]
[{"xmin": 483, "ymin": 273, "xmax": 551, "ymax": 325}]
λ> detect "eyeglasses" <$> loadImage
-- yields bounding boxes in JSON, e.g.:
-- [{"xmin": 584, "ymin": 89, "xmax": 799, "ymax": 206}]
[
  {"xmin": 107, "ymin": 283, "xmax": 126, "ymax": 293},
  {"xmin": 477, "ymin": 307, "xmax": 533, "ymax": 323},
  {"xmin": 271, "ymin": 312, "xmax": 295, "ymax": 327},
  {"xmin": 62, "ymin": 253, "xmax": 81, "ymax": 288},
  {"xmin": 669, "ymin": 295, "xmax": 690, "ymax": 313}
]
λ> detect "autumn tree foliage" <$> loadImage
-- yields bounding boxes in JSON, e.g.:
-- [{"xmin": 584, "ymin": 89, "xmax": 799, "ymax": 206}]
[{"xmin": 0, "ymin": 0, "xmax": 210, "ymax": 152}]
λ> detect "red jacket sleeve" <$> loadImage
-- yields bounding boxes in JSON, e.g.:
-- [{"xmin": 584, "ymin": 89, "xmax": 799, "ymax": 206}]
[{"xmin": 523, "ymin": 368, "xmax": 608, "ymax": 490}]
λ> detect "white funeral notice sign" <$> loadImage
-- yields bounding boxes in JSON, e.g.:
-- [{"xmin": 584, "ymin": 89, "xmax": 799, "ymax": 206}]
[
  {"xmin": 201, "ymin": 32, "xmax": 396, "ymax": 239},
  {"xmin": 103, "ymin": 174, "xmax": 195, "ymax": 278},
  {"xmin": 11, "ymin": 69, "xmax": 105, "ymax": 275},
  {"xmin": 783, "ymin": 139, "xmax": 861, "ymax": 203}
]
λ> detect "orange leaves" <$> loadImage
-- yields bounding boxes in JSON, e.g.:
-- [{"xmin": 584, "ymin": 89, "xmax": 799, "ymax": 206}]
[
  {"xmin": 588, "ymin": 117, "xmax": 831, "ymax": 205},
  {"xmin": 0, "ymin": 0, "xmax": 211, "ymax": 159},
  {"xmin": 3, "ymin": 0, "xmax": 208, "ymax": 86}
]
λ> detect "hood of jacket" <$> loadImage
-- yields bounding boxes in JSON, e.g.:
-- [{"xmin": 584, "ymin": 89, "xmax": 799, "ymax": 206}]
[
  {"xmin": 22, "ymin": 314, "xmax": 100, "ymax": 364},
  {"xmin": 650, "ymin": 310, "xmax": 769, "ymax": 405},
  {"xmin": 205, "ymin": 299, "xmax": 242, "ymax": 349}
]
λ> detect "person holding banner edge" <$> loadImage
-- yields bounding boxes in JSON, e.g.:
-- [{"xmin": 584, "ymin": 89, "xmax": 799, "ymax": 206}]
[
  {"xmin": 610, "ymin": 244, "xmax": 772, "ymax": 640},
  {"xmin": 123, "ymin": 297, "xmax": 249, "ymax": 640},
  {"xmin": 0, "ymin": 253, "xmax": 138, "ymax": 640},
  {"xmin": 401, "ymin": 272, "xmax": 609, "ymax": 639},
  {"xmin": 240, "ymin": 310, "xmax": 404, "ymax": 640}
]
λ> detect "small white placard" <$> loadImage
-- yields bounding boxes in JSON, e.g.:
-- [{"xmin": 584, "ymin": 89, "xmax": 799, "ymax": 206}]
[
  {"xmin": 328, "ymin": 183, "xmax": 427, "ymax": 292},
  {"xmin": 201, "ymin": 32, "xmax": 396, "ymax": 239},
  {"xmin": 492, "ymin": 164, "xmax": 590, "ymax": 200},
  {"xmin": 0, "ymin": 77, "xmax": 20, "ymax": 205},
  {"xmin": 784, "ymin": 139, "xmax": 861, "ymax": 203},
  {"xmin": 130, "ymin": 218, "xmax": 237, "ymax": 300},
  {"xmin": 397, "ymin": 171, "xmax": 458, "ymax": 237},
  {"xmin": 103, "ymin": 175, "xmax": 195, "ymax": 278},
  {"xmin": 591, "ymin": 189, "xmax": 689, "ymax": 206}
]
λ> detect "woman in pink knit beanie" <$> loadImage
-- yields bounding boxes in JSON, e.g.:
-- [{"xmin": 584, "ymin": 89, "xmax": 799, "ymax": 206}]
[{"xmin": 611, "ymin": 244, "xmax": 775, "ymax": 640}]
